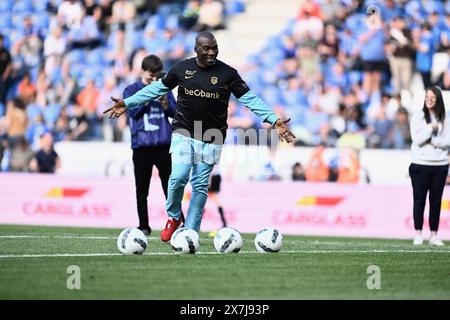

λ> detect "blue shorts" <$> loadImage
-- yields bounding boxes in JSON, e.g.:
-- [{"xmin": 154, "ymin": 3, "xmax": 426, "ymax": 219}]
[{"xmin": 169, "ymin": 133, "xmax": 223, "ymax": 165}]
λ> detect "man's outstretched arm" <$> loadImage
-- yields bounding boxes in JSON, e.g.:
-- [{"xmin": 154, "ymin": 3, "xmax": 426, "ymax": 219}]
[
  {"xmin": 238, "ymin": 91, "xmax": 296, "ymax": 143},
  {"xmin": 103, "ymin": 79, "xmax": 171, "ymax": 119}
]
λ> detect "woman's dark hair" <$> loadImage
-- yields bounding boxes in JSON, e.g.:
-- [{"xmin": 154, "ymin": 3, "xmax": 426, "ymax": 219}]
[{"xmin": 423, "ymin": 86, "xmax": 446, "ymax": 124}]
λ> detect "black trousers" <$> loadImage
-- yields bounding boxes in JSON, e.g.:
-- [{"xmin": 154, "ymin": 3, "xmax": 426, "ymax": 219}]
[
  {"xmin": 132, "ymin": 145, "xmax": 171, "ymax": 229},
  {"xmin": 420, "ymin": 72, "xmax": 432, "ymax": 89},
  {"xmin": 0, "ymin": 78, "xmax": 9, "ymax": 105},
  {"xmin": 409, "ymin": 163, "xmax": 449, "ymax": 232}
]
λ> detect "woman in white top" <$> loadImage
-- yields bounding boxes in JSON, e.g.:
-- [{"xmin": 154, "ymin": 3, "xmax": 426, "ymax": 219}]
[{"xmin": 409, "ymin": 86, "xmax": 450, "ymax": 246}]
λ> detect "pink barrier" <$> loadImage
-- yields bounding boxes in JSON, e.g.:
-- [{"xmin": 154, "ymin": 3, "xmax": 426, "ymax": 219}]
[{"xmin": 1, "ymin": 173, "xmax": 450, "ymax": 240}]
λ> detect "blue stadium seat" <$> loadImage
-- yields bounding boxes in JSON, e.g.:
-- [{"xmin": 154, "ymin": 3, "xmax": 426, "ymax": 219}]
[
  {"xmin": 364, "ymin": 0, "xmax": 380, "ymax": 6},
  {"xmin": 86, "ymin": 48, "xmax": 105, "ymax": 65},
  {"xmin": 143, "ymin": 34, "xmax": 169, "ymax": 54},
  {"xmin": 156, "ymin": 4, "xmax": 173, "ymax": 18},
  {"xmin": 145, "ymin": 15, "xmax": 166, "ymax": 32},
  {"xmin": 262, "ymin": 69, "xmax": 280, "ymax": 86},
  {"xmin": 259, "ymin": 50, "xmax": 284, "ymax": 68},
  {"xmin": 7, "ymin": 29, "xmax": 23, "ymax": 46},
  {"xmin": 69, "ymin": 63, "xmax": 84, "ymax": 79},
  {"xmin": 248, "ymin": 85, "xmax": 263, "ymax": 97},
  {"xmin": 26, "ymin": 103, "xmax": 43, "ymax": 122},
  {"xmin": 165, "ymin": 14, "xmax": 179, "ymax": 30},
  {"xmin": 226, "ymin": 0, "xmax": 245, "ymax": 15},
  {"xmin": 32, "ymin": 13, "xmax": 50, "ymax": 30},
  {"xmin": 0, "ymin": 0, "xmax": 13, "ymax": 13},
  {"xmin": 12, "ymin": 0, "xmax": 34, "ymax": 14},
  {"xmin": 43, "ymin": 103, "xmax": 61, "ymax": 129},
  {"xmin": 244, "ymin": 69, "xmax": 264, "ymax": 87},
  {"xmin": 79, "ymin": 67, "xmax": 104, "ymax": 86},
  {"xmin": 0, "ymin": 15, "xmax": 12, "ymax": 29},
  {"xmin": 92, "ymin": 67, "xmax": 105, "ymax": 80},
  {"xmin": 284, "ymin": 89, "xmax": 304, "ymax": 108},
  {"xmin": 264, "ymin": 36, "xmax": 283, "ymax": 50},
  {"xmin": 260, "ymin": 86, "xmax": 284, "ymax": 106},
  {"xmin": 348, "ymin": 71, "xmax": 362, "ymax": 86},
  {"xmin": 303, "ymin": 108, "xmax": 329, "ymax": 135},
  {"xmin": 67, "ymin": 49, "xmax": 86, "ymax": 64},
  {"xmin": 32, "ymin": 0, "xmax": 49, "ymax": 12},
  {"xmin": 133, "ymin": 30, "xmax": 144, "ymax": 49},
  {"xmin": 183, "ymin": 32, "xmax": 197, "ymax": 49},
  {"xmin": 284, "ymin": 107, "xmax": 305, "ymax": 126},
  {"xmin": 95, "ymin": 76, "xmax": 104, "ymax": 88},
  {"xmin": 26, "ymin": 122, "xmax": 48, "ymax": 149}
]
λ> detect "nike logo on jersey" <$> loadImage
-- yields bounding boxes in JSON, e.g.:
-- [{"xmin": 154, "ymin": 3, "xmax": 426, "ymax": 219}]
[{"xmin": 185, "ymin": 70, "xmax": 196, "ymax": 79}]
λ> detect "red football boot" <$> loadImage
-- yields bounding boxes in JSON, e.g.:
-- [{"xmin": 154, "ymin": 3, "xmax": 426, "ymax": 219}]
[{"xmin": 160, "ymin": 217, "xmax": 183, "ymax": 242}]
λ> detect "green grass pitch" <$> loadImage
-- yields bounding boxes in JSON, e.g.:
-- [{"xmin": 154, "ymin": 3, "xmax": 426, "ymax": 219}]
[{"xmin": 0, "ymin": 224, "xmax": 449, "ymax": 299}]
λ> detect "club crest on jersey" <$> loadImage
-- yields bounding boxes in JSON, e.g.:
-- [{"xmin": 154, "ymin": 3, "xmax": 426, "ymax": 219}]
[{"xmin": 211, "ymin": 76, "xmax": 218, "ymax": 85}]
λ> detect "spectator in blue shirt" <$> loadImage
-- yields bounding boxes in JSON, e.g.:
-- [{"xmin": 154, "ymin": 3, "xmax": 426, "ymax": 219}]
[
  {"xmin": 428, "ymin": 11, "xmax": 443, "ymax": 51},
  {"xmin": 123, "ymin": 54, "xmax": 177, "ymax": 236},
  {"xmin": 415, "ymin": 22, "xmax": 435, "ymax": 88},
  {"xmin": 439, "ymin": 14, "xmax": 450, "ymax": 51},
  {"xmin": 405, "ymin": 0, "xmax": 444, "ymax": 23},
  {"xmin": 358, "ymin": 12, "xmax": 387, "ymax": 95},
  {"xmin": 381, "ymin": 0, "xmax": 403, "ymax": 23}
]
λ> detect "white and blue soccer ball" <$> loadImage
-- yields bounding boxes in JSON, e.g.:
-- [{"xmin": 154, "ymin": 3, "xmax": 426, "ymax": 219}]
[
  {"xmin": 117, "ymin": 228, "xmax": 148, "ymax": 255},
  {"xmin": 170, "ymin": 227, "xmax": 200, "ymax": 254},
  {"xmin": 254, "ymin": 227, "xmax": 283, "ymax": 253},
  {"xmin": 213, "ymin": 227, "xmax": 243, "ymax": 254}
]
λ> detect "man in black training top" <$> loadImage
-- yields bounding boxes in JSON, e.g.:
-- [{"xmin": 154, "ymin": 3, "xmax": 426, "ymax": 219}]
[{"xmin": 104, "ymin": 31, "xmax": 295, "ymax": 242}]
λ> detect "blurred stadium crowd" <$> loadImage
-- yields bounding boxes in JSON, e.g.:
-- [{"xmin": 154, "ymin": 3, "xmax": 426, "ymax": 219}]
[
  {"xmin": 236, "ymin": 0, "xmax": 450, "ymax": 151},
  {"xmin": 0, "ymin": 0, "xmax": 450, "ymax": 175},
  {"xmin": 0, "ymin": 0, "xmax": 245, "ymax": 172}
]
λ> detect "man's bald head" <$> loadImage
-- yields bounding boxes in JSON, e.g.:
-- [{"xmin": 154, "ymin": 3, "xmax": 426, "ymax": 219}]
[
  {"xmin": 194, "ymin": 31, "xmax": 218, "ymax": 67},
  {"xmin": 195, "ymin": 31, "xmax": 216, "ymax": 45}
]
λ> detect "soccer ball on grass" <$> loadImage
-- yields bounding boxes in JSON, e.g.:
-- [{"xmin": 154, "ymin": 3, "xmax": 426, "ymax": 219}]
[
  {"xmin": 170, "ymin": 227, "xmax": 200, "ymax": 254},
  {"xmin": 213, "ymin": 227, "xmax": 243, "ymax": 253},
  {"xmin": 254, "ymin": 227, "xmax": 283, "ymax": 253},
  {"xmin": 117, "ymin": 228, "xmax": 148, "ymax": 255}
]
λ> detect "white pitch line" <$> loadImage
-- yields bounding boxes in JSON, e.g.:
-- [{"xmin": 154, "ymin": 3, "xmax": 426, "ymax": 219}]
[
  {"xmin": 0, "ymin": 249, "xmax": 449, "ymax": 259},
  {"xmin": 281, "ymin": 249, "xmax": 450, "ymax": 254},
  {"xmin": 0, "ymin": 252, "xmax": 192, "ymax": 258},
  {"xmin": 0, "ymin": 235, "xmax": 398, "ymax": 245},
  {"xmin": 0, "ymin": 235, "xmax": 418, "ymax": 245},
  {"xmin": 0, "ymin": 235, "xmax": 160, "ymax": 240},
  {"xmin": 0, "ymin": 234, "xmax": 216, "ymax": 242},
  {"xmin": 0, "ymin": 235, "xmax": 448, "ymax": 249},
  {"xmin": 0, "ymin": 235, "xmax": 114, "ymax": 239},
  {"xmin": 0, "ymin": 253, "xmax": 124, "ymax": 258}
]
